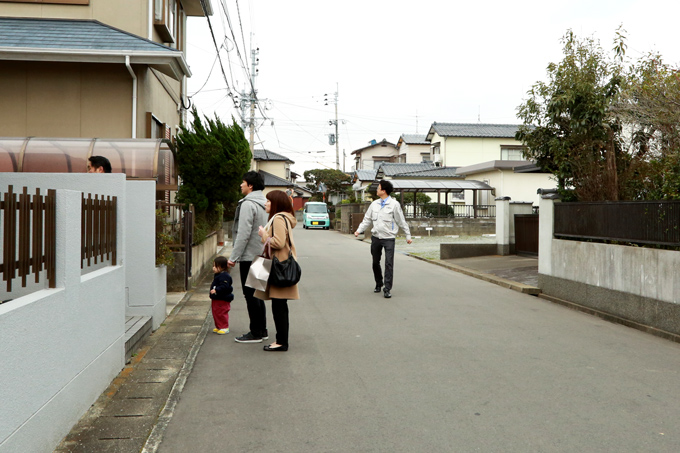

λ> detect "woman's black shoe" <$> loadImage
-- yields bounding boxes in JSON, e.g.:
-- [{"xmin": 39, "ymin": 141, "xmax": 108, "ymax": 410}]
[{"xmin": 263, "ymin": 344, "xmax": 288, "ymax": 351}]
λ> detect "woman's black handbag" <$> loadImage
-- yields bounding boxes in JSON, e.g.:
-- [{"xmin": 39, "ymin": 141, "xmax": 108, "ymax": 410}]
[{"xmin": 269, "ymin": 216, "xmax": 302, "ymax": 287}]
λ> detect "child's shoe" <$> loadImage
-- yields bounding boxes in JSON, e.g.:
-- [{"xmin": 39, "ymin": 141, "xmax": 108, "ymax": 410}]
[
  {"xmin": 216, "ymin": 328, "xmax": 229, "ymax": 335},
  {"xmin": 213, "ymin": 328, "xmax": 220, "ymax": 333}
]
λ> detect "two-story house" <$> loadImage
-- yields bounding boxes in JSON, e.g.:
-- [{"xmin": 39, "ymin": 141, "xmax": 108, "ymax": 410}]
[
  {"xmin": 351, "ymin": 138, "xmax": 398, "ymax": 170},
  {"xmin": 252, "ymin": 149, "xmax": 312, "ymax": 209},
  {"xmin": 425, "ymin": 123, "xmax": 525, "ymax": 167},
  {"xmin": 396, "ymin": 134, "xmax": 430, "ymax": 163},
  {"xmin": 425, "ymin": 122, "xmax": 554, "ymax": 205},
  {"xmin": 0, "ymin": 0, "xmax": 212, "ymax": 139}
]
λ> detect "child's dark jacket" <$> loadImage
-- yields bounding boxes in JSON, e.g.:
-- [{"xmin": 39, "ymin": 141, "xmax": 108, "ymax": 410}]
[{"xmin": 210, "ymin": 272, "xmax": 234, "ymax": 302}]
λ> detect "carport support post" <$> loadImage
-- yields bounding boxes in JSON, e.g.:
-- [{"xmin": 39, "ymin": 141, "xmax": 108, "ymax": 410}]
[
  {"xmin": 414, "ymin": 190, "xmax": 418, "ymax": 217},
  {"xmin": 473, "ymin": 190, "xmax": 478, "ymax": 218}
]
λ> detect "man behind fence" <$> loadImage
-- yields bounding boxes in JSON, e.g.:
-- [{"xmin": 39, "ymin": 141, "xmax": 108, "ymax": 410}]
[{"xmin": 354, "ymin": 180, "xmax": 412, "ymax": 298}]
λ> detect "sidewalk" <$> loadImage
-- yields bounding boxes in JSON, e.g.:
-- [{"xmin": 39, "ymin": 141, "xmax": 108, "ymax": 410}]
[
  {"xmin": 55, "ymin": 236, "xmax": 538, "ymax": 452},
  {"xmin": 54, "ymin": 246, "xmax": 231, "ymax": 453}
]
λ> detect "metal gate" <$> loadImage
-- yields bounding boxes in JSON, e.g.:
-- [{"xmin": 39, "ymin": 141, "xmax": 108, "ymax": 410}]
[{"xmin": 514, "ymin": 214, "xmax": 539, "ymax": 256}]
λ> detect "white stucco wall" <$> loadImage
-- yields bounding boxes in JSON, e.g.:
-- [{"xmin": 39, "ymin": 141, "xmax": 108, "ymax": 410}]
[
  {"xmin": 462, "ymin": 169, "xmax": 555, "ymax": 206},
  {"xmin": 125, "ymin": 180, "xmax": 166, "ymax": 329},
  {"xmin": 431, "ymin": 133, "xmax": 524, "ymax": 168},
  {"xmin": 0, "ymin": 182, "xmax": 126, "ymax": 453}
]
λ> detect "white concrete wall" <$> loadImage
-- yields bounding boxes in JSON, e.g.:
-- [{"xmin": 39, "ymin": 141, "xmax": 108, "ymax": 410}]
[
  {"xmin": 0, "ymin": 182, "xmax": 126, "ymax": 453},
  {"xmin": 463, "ymin": 169, "xmax": 555, "ymax": 206},
  {"xmin": 125, "ymin": 180, "xmax": 167, "ymax": 329},
  {"xmin": 539, "ymin": 197, "xmax": 680, "ymax": 304},
  {"xmin": 439, "ymin": 136, "xmax": 524, "ymax": 168}
]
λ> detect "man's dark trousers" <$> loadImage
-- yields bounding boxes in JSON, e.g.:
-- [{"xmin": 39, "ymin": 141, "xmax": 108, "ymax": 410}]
[
  {"xmin": 371, "ymin": 236, "xmax": 395, "ymax": 291},
  {"xmin": 238, "ymin": 261, "xmax": 267, "ymax": 337}
]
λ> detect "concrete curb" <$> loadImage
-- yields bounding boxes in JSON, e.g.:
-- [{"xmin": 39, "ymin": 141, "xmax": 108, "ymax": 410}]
[
  {"xmin": 141, "ymin": 308, "xmax": 212, "ymax": 453},
  {"xmin": 407, "ymin": 254, "xmax": 541, "ymax": 296}
]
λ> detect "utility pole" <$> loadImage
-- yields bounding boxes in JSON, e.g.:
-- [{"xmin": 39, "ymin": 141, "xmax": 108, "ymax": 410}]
[
  {"xmin": 238, "ymin": 48, "xmax": 260, "ymax": 170},
  {"xmin": 325, "ymin": 83, "xmax": 344, "ymax": 171}
]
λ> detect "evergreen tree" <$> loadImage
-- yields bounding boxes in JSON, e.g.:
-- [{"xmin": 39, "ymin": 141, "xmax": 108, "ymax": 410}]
[{"xmin": 175, "ymin": 108, "xmax": 251, "ymax": 236}]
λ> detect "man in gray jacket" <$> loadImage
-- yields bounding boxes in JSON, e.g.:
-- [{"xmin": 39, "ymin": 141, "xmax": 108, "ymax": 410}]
[
  {"xmin": 354, "ymin": 180, "xmax": 412, "ymax": 298},
  {"xmin": 228, "ymin": 171, "xmax": 270, "ymax": 343}
]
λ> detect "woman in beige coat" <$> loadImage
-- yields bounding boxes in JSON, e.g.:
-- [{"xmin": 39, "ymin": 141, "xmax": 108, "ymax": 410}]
[{"xmin": 256, "ymin": 190, "xmax": 299, "ymax": 351}]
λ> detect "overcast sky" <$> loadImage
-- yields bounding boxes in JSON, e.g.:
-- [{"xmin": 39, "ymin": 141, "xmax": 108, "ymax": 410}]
[{"xmin": 186, "ymin": 0, "xmax": 680, "ymax": 175}]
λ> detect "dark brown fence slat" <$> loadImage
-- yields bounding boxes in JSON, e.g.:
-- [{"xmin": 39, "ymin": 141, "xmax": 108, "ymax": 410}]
[
  {"xmin": 111, "ymin": 196, "xmax": 117, "ymax": 265},
  {"xmin": 46, "ymin": 189, "xmax": 56, "ymax": 288},
  {"xmin": 4, "ymin": 186, "xmax": 16, "ymax": 291},
  {"xmin": 32, "ymin": 188, "xmax": 42, "ymax": 283},
  {"xmin": 0, "ymin": 186, "xmax": 57, "ymax": 293},
  {"xmin": 19, "ymin": 187, "xmax": 30, "ymax": 286},
  {"xmin": 554, "ymin": 201, "xmax": 680, "ymax": 246}
]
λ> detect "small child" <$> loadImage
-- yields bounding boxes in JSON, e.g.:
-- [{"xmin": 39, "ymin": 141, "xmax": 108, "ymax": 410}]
[{"xmin": 210, "ymin": 256, "xmax": 234, "ymax": 335}]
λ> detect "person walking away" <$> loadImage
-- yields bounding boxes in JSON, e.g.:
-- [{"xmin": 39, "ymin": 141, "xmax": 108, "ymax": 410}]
[
  {"xmin": 210, "ymin": 256, "xmax": 234, "ymax": 334},
  {"xmin": 256, "ymin": 190, "xmax": 299, "ymax": 352},
  {"xmin": 354, "ymin": 180, "xmax": 412, "ymax": 298},
  {"xmin": 228, "ymin": 171, "xmax": 270, "ymax": 343}
]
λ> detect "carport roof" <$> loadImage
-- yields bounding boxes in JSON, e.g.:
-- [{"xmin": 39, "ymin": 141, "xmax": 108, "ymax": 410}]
[{"xmin": 367, "ymin": 179, "xmax": 492, "ymax": 193}]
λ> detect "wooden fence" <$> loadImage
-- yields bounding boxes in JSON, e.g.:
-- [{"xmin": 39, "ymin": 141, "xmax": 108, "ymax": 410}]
[
  {"xmin": 81, "ymin": 193, "xmax": 117, "ymax": 268},
  {"xmin": 1, "ymin": 186, "xmax": 56, "ymax": 292},
  {"xmin": 1, "ymin": 186, "xmax": 118, "ymax": 296}
]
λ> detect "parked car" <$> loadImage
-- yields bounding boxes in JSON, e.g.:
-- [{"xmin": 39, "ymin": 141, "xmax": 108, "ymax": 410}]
[{"xmin": 302, "ymin": 202, "xmax": 330, "ymax": 229}]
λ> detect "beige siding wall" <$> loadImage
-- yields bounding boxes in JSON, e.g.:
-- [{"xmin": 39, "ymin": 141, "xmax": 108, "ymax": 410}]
[
  {"xmin": 139, "ymin": 68, "xmax": 181, "ymax": 137},
  {"xmin": 356, "ymin": 146, "xmax": 398, "ymax": 169},
  {"xmin": 405, "ymin": 143, "xmax": 429, "ymax": 163},
  {"xmin": 258, "ymin": 161, "xmax": 288, "ymax": 179},
  {"xmin": 0, "ymin": 61, "xmax": 133, "ymax": 138},
  {"xmin": 2, "ymin": 0, "xmax": 149, "ymax": 38}
]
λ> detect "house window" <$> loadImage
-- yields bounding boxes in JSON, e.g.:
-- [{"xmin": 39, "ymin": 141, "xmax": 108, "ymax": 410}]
[
  {"xmin": 285, "ymin": 165, "xmax": 291, "ymax": 181},
  {"xmin": 154, "ymin": 0, "xmax": 177, "ymax": 44},
  {"xmin": 431, "ymin": 144, "xmax": 441, "ymax": 163},
  {"xmin": 501, "ymin": 146, "xmax": 525, "ymax": 160},
  {"xmin": 147, "ymin": 113, "xmax": 168, "ymax": 139}
]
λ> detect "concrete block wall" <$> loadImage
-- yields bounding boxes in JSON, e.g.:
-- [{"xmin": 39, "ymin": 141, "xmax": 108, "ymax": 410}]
[
  {"xmin": 0, "ymin": 178, "xmax": 127, "ymax": 453},
  {"xmin": 538, "ymin": 196, "xmax": 680, "ymax": 336},
  {"xmin": 0, "ymin": 174, "xmax": 166, "ymax": 452}
]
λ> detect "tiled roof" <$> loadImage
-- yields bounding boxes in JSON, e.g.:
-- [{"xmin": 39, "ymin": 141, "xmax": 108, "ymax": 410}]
[
  {"xmin": 428, "ymin": 123, "xmax": 521, "ymax": 139},
  {"xmin": 396, "ymin": 167, "xmax": 462, "ymax": 178},
  {"xmin": 253, "ymin": 149, "xmax": 294, "ymax": 162},
  {"xmin": 399, "ymin": 134, "xmax": 429, "ymax": 145},
  {"xmin": 350, "ymin": 139, "xmax": 397, "ymax": 155},
  {"xmin": 259, "ymin": 170, "xmax": 293, "ymax": 187},
  {"xmin": 377, "ymin": 162, "xmax": 436, "ymax": 177},
  {"xmin": 354, "ymin": 169, "xmax": 377, "ymax": 181},
  {"xmin": 0, "ymin": 17, "xmax": 178, "ymax": 53}
]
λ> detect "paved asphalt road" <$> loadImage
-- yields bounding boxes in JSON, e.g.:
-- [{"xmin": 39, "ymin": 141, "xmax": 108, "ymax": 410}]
[{"xmin": 158, "ymin": 227, "xmax": 680, "ymax": 452}]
